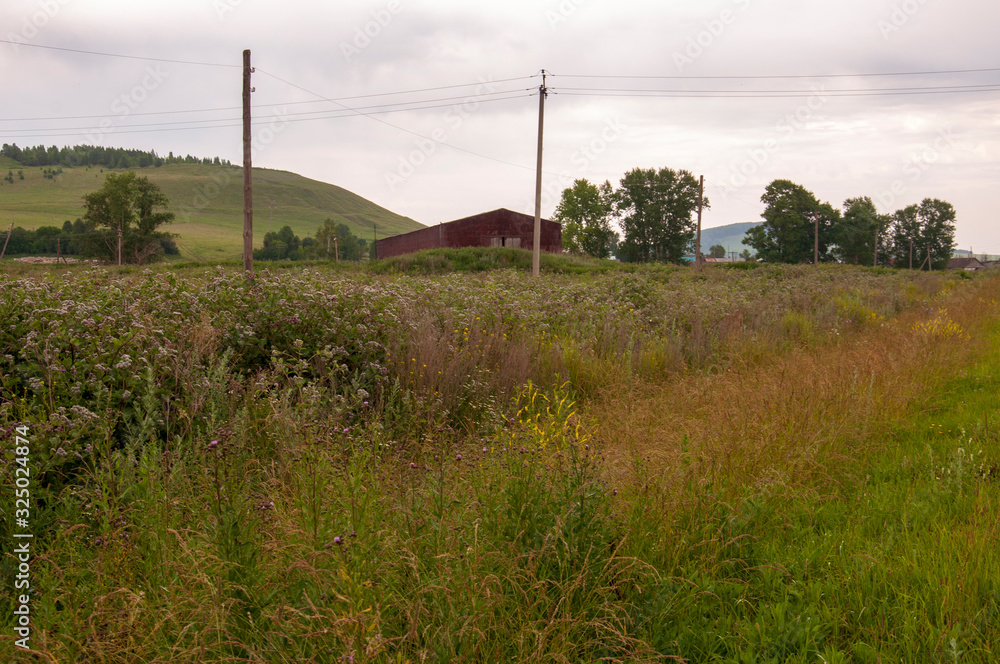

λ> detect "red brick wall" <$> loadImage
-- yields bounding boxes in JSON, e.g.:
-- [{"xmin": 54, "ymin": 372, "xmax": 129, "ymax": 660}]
[{"xmin": 376, "ymin": 208, "xmax": 561, "ymax": 259}]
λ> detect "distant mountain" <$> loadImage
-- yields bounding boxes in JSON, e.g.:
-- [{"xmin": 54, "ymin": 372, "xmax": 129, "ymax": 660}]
[
  {"xmin": 0, "ymin": 159, "xmax": 422, "ymax": 262},
  {"xmin": 699, "ymin": 222, "xmax": 761, "ymax": 255}
]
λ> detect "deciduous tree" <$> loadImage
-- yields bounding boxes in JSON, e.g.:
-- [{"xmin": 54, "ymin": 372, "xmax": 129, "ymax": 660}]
[
  {"xmin": 614, "ymin": 167, "xmax": 705, "ymax": 264},
  {"xmin": 887, "ymin": 199, "xmax": 956, "ymax": 269},
  {"xmin": 553, "ymin": 179, "xmax": 618, "ymax": 259},
  {"xmin": 745, "ymin": 179, "xmax": 839, "ymax": 263},
  {"xmin": 82, "ymin": 171, "xmax": 174, "ymax": 264}
]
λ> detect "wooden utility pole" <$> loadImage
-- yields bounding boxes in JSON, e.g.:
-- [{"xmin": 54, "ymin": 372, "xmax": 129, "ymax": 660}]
[
  {"xmin": 814, "ymin": 215, "xmax": 819, "ymax": 267},
  {"xmin": 0, "ymin": 223, "xmax": 13, "ymax": 261},
  {"xmin": 926, "ymin": 245, "xmax": 931, "ymax": 271},
  {"xmin": 334, "ymin": 235, "xmax": 339, "ymax": 262},
  {"xmin": 242, "ymin": 49, "xmax": 254, "ymax": 274},
  {"xmin": 531, "ymin": 71, "xmax": 548, "ymax": 278},
  {"xmin": 695, "ymin": 175, "xmax": 704, "ymax": 269},
  {"xmin": 873, "ymin": 230, "xmax": 878, "ymax": 267},
  {"xmin": 909, "ymin": 238, "xmax": 913, "ymax": 269}
]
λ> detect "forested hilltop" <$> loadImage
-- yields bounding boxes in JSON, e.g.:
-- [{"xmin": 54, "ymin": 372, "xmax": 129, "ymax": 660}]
[{"xmin": 0, "ymin": 143, "xmax": 231, "ymax": 169}]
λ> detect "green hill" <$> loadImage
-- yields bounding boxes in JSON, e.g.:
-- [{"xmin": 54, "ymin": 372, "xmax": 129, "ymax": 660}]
[
  {"xmin": 700, "ymin": 222, "xmax": 760, "ymax": 255},
  {"xmin": 0, "ymin": 161, "xmax": 422, "ymax": 262}
]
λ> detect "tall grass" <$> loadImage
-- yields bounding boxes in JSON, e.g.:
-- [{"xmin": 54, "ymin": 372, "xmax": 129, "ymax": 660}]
[{"xmin": 1, "ymin": 263, "xmax": 998, "ymax": 662}]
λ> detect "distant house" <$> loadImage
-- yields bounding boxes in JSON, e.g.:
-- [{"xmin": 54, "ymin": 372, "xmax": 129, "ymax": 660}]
[
  {"xmin": 375, "ymin": 208, "xmax": 561, "ymax": 259},
  {"xmin": 947, "ymin": 257, "xmax": 986, "ymax": 271}
]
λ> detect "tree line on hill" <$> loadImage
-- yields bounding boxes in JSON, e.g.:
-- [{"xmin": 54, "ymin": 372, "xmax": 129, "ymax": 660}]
[
  {"xmin": 554, "ymin": 171, "xmax": 956, "ymax": 268},
  {"xmin": 0, "ymin": 143, "xmax": 231, "ymax": 170}
]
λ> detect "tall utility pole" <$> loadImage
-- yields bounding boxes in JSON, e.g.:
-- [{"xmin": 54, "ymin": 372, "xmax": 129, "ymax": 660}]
[
  {"xmin": 695, "ymin": 175, "xmax": 704, "ymax": 269},
  {"xmin": 909, "ymin": 238, "xmax": 913, "ymax": 269},
  {"xmin": 873, "ymin": 229, "xmax": 878, "ymax": 267},
  {"xmin": 532, "ymin": 70, "xmax": 548, "ymax": 278},
  {"xmin": 242, "ymin": 49, "xmax": 254, "ymax": 274},
  {"xmin": 814, "ymin": 215, "xmax": 819, "ymax": 267}
]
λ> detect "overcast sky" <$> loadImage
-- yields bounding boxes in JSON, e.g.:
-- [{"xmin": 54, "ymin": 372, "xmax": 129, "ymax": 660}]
[{"xmin": 3, "ymin": 0, "xmax": 999, "ymax": 252}]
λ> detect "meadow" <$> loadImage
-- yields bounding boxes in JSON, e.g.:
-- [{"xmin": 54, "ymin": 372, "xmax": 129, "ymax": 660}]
[
  {"xmin": 1, "ymin": 255, "xmax": 998, "ymax": 662},
  {"xmin": 0, "ymin": 161, "xmax": 421, "ymax": 263}
]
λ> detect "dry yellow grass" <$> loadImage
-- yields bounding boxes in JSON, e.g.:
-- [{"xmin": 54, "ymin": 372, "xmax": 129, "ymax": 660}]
[{"xmin": 590, "ymin": 275, "xmax": 1000, "ymax": 503}]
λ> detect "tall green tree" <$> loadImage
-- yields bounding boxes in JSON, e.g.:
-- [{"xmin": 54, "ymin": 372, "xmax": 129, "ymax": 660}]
[
  {"xmin": 552, "ymin": 179, "xmax": 618, "ymax": 259},
  {"xmin": 82, "ymin": 171, "xmax": 174, "ymax": 264},
  {"xmin": 314, "ymin": 219, "xmax": 364, "ymax": 261},
  {"xmin": 745, "ymin": 179, "xmax": 839, "ymax": 263},
  {"xmin": 833, "ymin": 196, "xmax": 888, "ymax": 265},
  {"xmin": 614, "ymin": 167, "xmax": 705, "ymax": 264},
  {"xmin": 887, "ymin": 199, "xmax": 956, "ymax": 270}
]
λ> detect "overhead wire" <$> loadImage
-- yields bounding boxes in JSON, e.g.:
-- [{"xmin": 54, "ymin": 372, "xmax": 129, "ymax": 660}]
[
  {"xmin": 554, "ymin": 66, "xmax": 1000, "ymax": 79},
  {"xmin": 255, "ymin": 67, "xmax": 552, "ymax": 174},
  {"xmin": 0, "ymin": 89, "xmax": 535, "ymax": 134},
  {"xmin": 0, "ymin": 38, "xmax": 240, "ymax": 67}
]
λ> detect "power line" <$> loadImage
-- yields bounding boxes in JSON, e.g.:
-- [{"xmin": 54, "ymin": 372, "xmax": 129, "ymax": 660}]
[
  {"xmin": 0, "ymin": 38, "xmax": 240, "ymax": 68},
  {"xmin": 554, "ymin": 83, "xmax": 1000, "ymax": 95},
  {"xmin": 555, "ymin": 66, "xmax": 1000, "ymax": 80},
  {"xmin": 553, "ymin": 87, "xmax": 1000, "ymax": 99},
  {"xmin": 255, "ymin": 67, "xmax": 552, "ymax": 175},
  {"xmin": 1, "ymin": 93, "xmax": 535, "ymax": 140},
  {"xmin": 0, "ymin": 76, "xmax": 535, "ymax": 122},
  {"xmin": 0, "ymin": 89, "xmax": 534, "ymax": 134}
]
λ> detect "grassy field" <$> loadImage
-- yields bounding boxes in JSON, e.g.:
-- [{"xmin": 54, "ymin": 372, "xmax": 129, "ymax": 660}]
[
  {"xmin": 1, "ymin": 258, "xmax": 998, "ymax": 662},
  {"xmin": 0, "ymin": 161, "xmax": 422, "ymax": 262}
]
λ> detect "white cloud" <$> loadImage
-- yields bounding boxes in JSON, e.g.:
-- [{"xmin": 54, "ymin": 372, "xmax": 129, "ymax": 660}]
[{"xmin": 1, "ymin": 0, "xmax": 999, "ymax": 250}]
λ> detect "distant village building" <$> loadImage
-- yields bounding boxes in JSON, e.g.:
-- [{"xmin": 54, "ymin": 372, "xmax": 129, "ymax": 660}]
[
  {"xmin": 947, "ymin": 257, "xmax": 986, "ymax": 271},
  {"xmin": 375, "ymin": 208, "xmax": 561, "ymax": 259}
]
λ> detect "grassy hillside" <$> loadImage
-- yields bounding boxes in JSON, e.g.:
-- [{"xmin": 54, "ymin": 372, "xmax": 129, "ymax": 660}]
[
  {"xmin": 700, "ymin": 221, "xmax": 760, "ymax": 254},
  {"xmin": 0, "ymin": 161, "xmax": 422, "ymax": 262}
]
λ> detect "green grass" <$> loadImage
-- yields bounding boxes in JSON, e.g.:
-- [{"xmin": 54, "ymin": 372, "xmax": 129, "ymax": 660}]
[
  {"xmin": 0, "ymin": 161, "xmax": 422, "ymax": 262},
  {"xmin": 370, "ymin": 246, "xmax": 623, "ymax": 275},
  {"xmin": 1, "ymin": 267, "xmax": 998, "ymax": 661}
]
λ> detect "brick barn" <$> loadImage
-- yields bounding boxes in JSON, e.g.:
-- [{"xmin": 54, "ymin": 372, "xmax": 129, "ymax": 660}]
[{"xmin": 375, "ymin": 208, "xmax": 561, "ymax": 259}]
